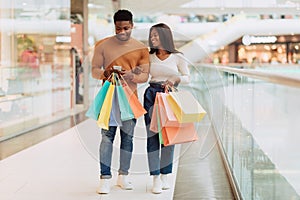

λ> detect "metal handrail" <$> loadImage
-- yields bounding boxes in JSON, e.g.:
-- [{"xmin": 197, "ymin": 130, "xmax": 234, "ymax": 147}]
[{"xmin": 199, "ymin": 64, "xmax": 300, "ymax": 88}]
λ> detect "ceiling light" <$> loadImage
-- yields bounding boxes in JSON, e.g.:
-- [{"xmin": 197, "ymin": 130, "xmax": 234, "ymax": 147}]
[{"xmin": 88, "ymin": 3, "xmax": 104, "ymax": 9}]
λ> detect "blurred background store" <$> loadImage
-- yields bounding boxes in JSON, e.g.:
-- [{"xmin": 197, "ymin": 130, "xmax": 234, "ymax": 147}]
[{"xmin": 1, "ymin": 0, "xmax": 299, "ymax": 142}]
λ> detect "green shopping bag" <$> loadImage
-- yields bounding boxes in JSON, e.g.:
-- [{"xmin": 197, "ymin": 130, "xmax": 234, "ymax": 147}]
[
  {"xmin": 85, "ymin": 80, "xmax": 111, "ymax": 120},
  {"xmin": 156, "ymin": 102, "xmax": 164, "ymax": 144},
  {"xmin": 119, "ymin": 75, "xmax": 147, "ymax": 119},
  {"xmin": 115, "ymin": 75, "xmax": 134, "ymax": 121}
]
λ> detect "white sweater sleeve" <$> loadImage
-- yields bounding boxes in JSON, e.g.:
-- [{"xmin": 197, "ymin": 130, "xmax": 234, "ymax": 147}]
[{"xmin": 176, "ymin": 53, "xmax": 190, "ymax": 84}]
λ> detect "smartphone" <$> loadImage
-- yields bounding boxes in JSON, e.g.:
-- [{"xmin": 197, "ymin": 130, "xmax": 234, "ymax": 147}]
[{"xmin": 113, "ymin": 65, "xmax": 122, "ymax": 71}]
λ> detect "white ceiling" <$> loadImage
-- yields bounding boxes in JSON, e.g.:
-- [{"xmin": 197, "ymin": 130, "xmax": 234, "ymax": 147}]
[{"xmin": 88, "ymin": 0, "xmax": 300, "ymax": 16}]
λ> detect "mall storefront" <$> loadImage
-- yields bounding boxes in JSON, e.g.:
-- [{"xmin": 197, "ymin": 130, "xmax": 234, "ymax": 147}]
[
  {"xmin": 208, "ymin": 34, "xmax": 300, "ymax": 66},
  {"xmin": 0, "ymin": 1, "xmax": 89, "ymax": 141}
]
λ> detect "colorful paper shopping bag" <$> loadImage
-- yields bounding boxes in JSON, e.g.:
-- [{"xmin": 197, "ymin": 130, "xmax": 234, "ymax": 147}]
[
  {"xmin": 156, "ymin": 103, "xmax": 164, "ymax": 144},
  {"xmin": 158, "ymin": 93, "xmax": 189, "ymax": 127},
  {"xmin": 167, "ymin": 90, "xmax": 206, "ymax": 123},
  {"xmin": 148, "ymin": 93, "xmax": 164, "ymax": 144},
  {"xmin": 109, "ymin": 86, "xmax": 122, "ymax": 126},
  {"xmin": 150, "ymin": 93, "xmax": 160, "ymax": 133},
  {"xmin": 161, "ymin": 123, "xmax": 198, "ymax": 146},
  {"xmin": 97, "ymin": 83, "xmax": 115, "ymax": 130},
  {"xmin": 115, "ymin": 76, "xmax": 135, "ymax": 121},
  {"xmin": 85, "ymin": 80, "xmax": 110, "ymax": 120},
  {"xmin": 122, "ymin": 80, "xmax": 147, "ymax": 119}
]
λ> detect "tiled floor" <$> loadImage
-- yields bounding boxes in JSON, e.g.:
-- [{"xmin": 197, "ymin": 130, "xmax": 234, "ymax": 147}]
[
  {"xmin": 0, "ymin": 118, "xmax": 179, "ymax": 200},
  {"xmin": 174, "ymin": 118, "xmax": 234, "ymax": 200},
  {"xmin": 0, "ymin": 114, "xmax": 234, "ymax": 199}
]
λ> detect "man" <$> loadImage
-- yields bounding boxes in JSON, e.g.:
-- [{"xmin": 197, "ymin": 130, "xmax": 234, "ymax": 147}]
[{"xmin": 91, "ymin": 9, "xmax": 149, "ymax": 194}]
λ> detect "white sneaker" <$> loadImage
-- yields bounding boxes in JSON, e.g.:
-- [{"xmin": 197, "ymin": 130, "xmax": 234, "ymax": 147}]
[
  {"xmin": 96, "ymin": 179, "xmax": 110, "ymax": 194},
  {"xmin": 152, "ymin": 175, "xmax": 162, "ymax": 194},
  {"xmin": 161, "ymin": 174, "xmax": 170, "ymax": 190},
  {"xmin": 117, "ymin": 175, "xmax": 133, "ymax": 190}
]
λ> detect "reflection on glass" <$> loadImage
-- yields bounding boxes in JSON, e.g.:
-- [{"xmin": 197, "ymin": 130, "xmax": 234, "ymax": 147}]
[
  {"xmin": 0, "ymin": 0, "xmax": 71, "ymax": 141},
  {"xmin": 192, "ymin": 65, "xmax": 300, "ymax": 199}
]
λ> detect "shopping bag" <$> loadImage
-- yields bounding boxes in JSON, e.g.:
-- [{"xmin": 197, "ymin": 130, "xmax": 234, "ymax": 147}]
[
  {"xmin": 85, "ymin": 80, "xmax": 111, "ymax": 120},
  {"xmin": 156, "ymin": 103, "xmax": 164, "ymax": 144},
  {"xmin": 109, "ymin": 86, "xmax": 122, "ymax": 126},
  {"xmin": 167, "ymin": 90, "xmax": 206, "ymax": 123},
  {"xmin": 122, "ymin": 78, "xmax": 147, "ymax": 119},
  {"xmin": 150, "ymin": 92, "xmax": 187, "ymax": 132},
  {"xmin": 161, "ymin": 123, "xmax": 198, "ymax": 146},
  {"xmin": 158, "ymin": 93, "xmax": 189, "ymax": 127},
  {"xmin": 97, "ymin": 83, "xmax": 115, "ymax": 130},
  {"xmin": 149, "ymin": 94, "xmax": 160, "ymax": 133},
  {"xmin": 115, "ymin": 77, "xmax": 135, "ymax": 121}
]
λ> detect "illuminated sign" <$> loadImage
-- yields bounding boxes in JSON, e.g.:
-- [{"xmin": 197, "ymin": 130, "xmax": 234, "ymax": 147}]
[
  {"xmin": 242, "ymin": 35, "xmax": 277, "ymax": 45},
  {"xmin": 56, "ymin": 36, "xmax": 71, "ymax": 43}
]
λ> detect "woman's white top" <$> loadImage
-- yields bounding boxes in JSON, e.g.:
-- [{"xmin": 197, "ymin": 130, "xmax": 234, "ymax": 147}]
[{"xmin": 149, "ymin": 53, "xmax": 190, "ymax": 84}]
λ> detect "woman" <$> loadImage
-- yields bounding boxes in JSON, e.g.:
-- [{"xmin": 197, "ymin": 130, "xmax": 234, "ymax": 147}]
[{"xmin": 143, "ymin": 23, "xmax": 190, "ymax": 194}]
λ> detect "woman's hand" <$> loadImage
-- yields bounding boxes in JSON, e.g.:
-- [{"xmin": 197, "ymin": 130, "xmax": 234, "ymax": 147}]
[{"xmin": 164, "ymin": 76, "xmax": 181, "ymax": 87}]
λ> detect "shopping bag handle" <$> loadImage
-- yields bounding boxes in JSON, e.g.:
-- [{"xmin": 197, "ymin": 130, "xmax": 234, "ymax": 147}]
[
  {"xmin": 104, "ymin": 73, "xmax": 113, "ymax": 82},
  {"xmin": 113, "ymin": 73, "xmax": 122, "ymax": 86},
  {"xmin": 109, "ymin": 72, "xmax": 124, "ymax": 85},
  {"xmin": 117, "ymin": 73, "xmax": 130, "ymax": 87},
  {"xmin": 164, "ymin": 84, "xmax": 178, "ymax": 93}
]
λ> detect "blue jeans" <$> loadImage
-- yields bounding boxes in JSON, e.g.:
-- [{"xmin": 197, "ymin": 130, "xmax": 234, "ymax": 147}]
[
  {"xmin": 99, "ymin": 119, "xmax": 136, "ymax": 179},
  {"xmin": 143, "ymin": 84, "xmax": 175, "ymax": 176}
]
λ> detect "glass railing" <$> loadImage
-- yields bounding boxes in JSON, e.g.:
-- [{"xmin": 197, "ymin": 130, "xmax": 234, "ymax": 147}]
[
  {"xmin": 0, "ymin": 64, "xmax": 72, "ymax": 141},
  {"xmin": 191, "ymin": 64, "xmax": 300, "ymax": 200}
]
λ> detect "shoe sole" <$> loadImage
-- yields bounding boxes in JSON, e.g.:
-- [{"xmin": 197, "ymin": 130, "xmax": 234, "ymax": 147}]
[
  {"xmin": 117, "ymin": 184, "xmax": 133, "ymax": 190},
  {"xmin": 122, "ymin": 187, "xmax": 133, "ymax": 190},
  {"xmin": 96, "ymin": 191, "xmax": 109, "ymax": 194},
  {"xmin": 152, "ymin": 190, "xmax": 162, "ymax": 194}
]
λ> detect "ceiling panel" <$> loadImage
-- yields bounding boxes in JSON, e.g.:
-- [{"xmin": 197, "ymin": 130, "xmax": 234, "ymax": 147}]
[{"xmin": 90, "ymin": 0, "xmax": 300, "ymax": 16}]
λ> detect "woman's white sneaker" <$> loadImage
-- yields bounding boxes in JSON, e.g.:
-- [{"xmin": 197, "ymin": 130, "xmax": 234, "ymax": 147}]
[{"xmin": 152, "ymin": 175, "xmax": 162, "ymax": 194}]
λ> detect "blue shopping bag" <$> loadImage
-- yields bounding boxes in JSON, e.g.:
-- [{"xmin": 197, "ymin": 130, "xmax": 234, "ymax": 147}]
[
  {"xmin": 109, "ymin": 86, "xmax": 122, "ymax": 126},
  {"xmin": 85, "ymin": 80, "xmax": 111, "ymax": 120}
]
